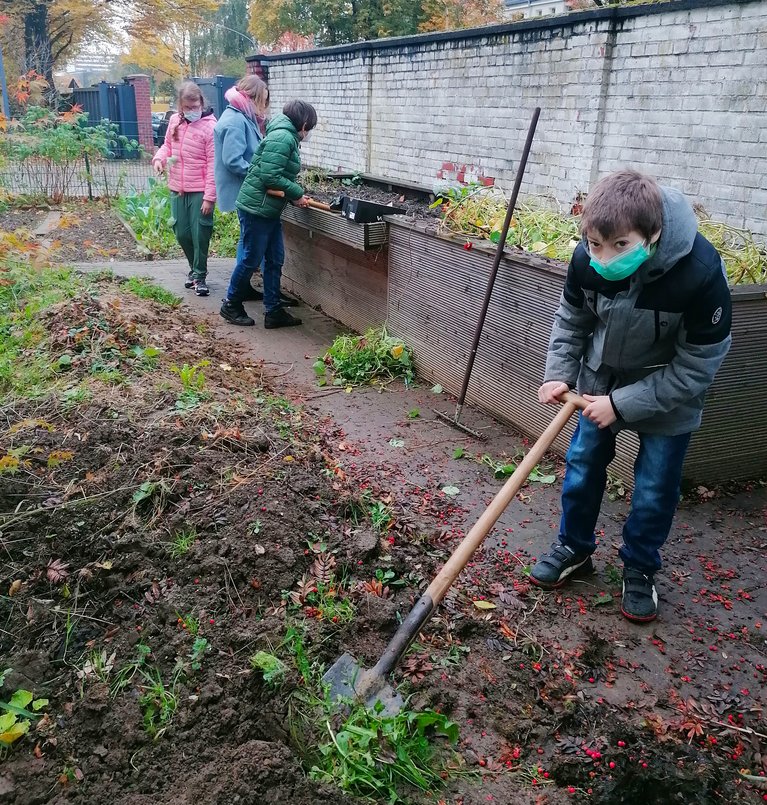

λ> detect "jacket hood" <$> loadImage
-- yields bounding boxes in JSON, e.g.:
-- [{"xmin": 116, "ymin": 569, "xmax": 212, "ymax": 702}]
[
  {"xmin": 638, "ymin": 186, "xmax": 698, "ymax": 282},
  {"xmin": 265, "ymin": 113, "xmax": 299, "ymax": 139}
]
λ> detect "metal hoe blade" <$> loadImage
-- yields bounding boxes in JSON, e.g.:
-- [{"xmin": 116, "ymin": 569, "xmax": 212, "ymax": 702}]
[{"xmin": 322, "ymin": 652, "xmax": 404, "ymax": 716}]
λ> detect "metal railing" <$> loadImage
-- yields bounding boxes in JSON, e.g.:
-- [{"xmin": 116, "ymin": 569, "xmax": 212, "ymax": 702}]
[{"xmin": 0, "ymin": 156, "xmax": 155, "ymax": 201}]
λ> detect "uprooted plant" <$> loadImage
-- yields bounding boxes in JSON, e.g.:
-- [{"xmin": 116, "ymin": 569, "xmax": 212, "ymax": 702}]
[{"xmin": 314, "ymin": 327, "xmax": 415, "ymax": 388}]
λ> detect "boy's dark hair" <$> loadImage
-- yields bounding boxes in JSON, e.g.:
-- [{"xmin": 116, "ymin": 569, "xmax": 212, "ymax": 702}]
[
  {"xmin": 283, "ymin": 100, "xmax": 317, "ymax": 133},
  {"xmin": 581, "ymin": 170, "xmax": 663, "ymax": 241}
]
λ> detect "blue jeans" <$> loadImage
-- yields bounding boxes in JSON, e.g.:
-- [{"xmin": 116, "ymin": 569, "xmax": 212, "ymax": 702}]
[
  {"xmin": 235, "ymin": 228, "xmax": 263, "ymax": 280},
  {"xmin": 559, "ymin": 414, "xmax": 691, "ymax": 573},
  {"xmin": 226, "ymin": 210, "xmax": 283, "ymax": 312}
]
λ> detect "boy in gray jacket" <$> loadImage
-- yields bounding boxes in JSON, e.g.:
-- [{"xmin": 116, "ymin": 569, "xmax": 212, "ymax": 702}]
[{"xmin": 531, "ymin": 170, "xmax": 731, "ymax": 622}]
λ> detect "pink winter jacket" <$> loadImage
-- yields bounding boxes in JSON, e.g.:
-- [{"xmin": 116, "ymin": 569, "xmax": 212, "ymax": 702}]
[{"xmin": 153, "ymin": 111, "xmax": 217, "ymax": 202}]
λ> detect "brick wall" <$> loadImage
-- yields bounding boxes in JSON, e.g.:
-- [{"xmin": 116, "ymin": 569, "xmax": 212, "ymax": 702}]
[
  {"xmin": 248, "ymin": 0, "xmax": 767, "ymax": 241},
  {"xmin": 125, "ymin": 75, "xmax": 154, "ymax": 153}
]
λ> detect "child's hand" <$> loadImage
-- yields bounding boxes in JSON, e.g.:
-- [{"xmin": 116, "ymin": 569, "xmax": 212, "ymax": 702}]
[
  {"xmin": 582, "ymin": 395, "xmax": 617, "ymax": 429},
  {"xmin": 538, "ymin": 381, "xmax": 570, "ymax": 404},
  {"xmin": 201, "ymin": 200, "xmax": 214, "ymax": 215},
  {"xmin": 152, "ymin": 160, "xmax": 164, "ymax": 175},
  {"xmin": 294, "ymin": 196, "xmax": 310, "ymax": 208}
]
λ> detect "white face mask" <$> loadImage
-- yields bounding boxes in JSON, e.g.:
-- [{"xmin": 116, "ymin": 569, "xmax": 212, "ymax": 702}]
[
  {"xmin": 184, "ymin": 110, "xmax": 202, "ymax": 123},
  {"xmin": 302, "ymin": 130, "xmax": 313, "ymax": 143}
]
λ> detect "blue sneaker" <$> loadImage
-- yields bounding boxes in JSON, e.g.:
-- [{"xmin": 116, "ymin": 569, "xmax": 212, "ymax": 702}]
[{"xmin": 530, "ymin": 543, "xmax": 594, "ymax": 589}]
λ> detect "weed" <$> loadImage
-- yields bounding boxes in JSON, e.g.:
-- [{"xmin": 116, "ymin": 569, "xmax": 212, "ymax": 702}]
[
  {"xmin": 110, "ymin": 642, "xmax": 151, "ymax": 697},
  {"xmin": 167, "ymin": 527, "xmax": 198, "ymax": 558},
  {"xmin": 310, "ymin": 705, "xmax": 460, "ymax": 803},
  {"xmin": 172, "ymin": 361, "xmax": 210, "ymax": 410},
  {"xmin": 130, "ymin": 344, "xmax": 161, "ymax": 370},
  {"xmin": 604, "ymin": 562, "xmax": 623, "ymax": 586},
  {"xmin": 283, "ymin": 625, "xmax": 313, "ymax": 686},
  {"xmin": 124, "ymin": 276, "xmax": 181, "ymax": 307},
  {"xmin": 478, "ymin": 452, "xmax": 556, "ymax": 483},
  {"xmin": 249, "ymin": 519, "xmax": 262, "ymax": 536},
  {"xmin": 250, "ymin": 651, "xmax": 286, "ymax": 687},
  {"xmin": 188, "ymin": 637, "xmax": 209, "ymax": 672},
  {"xmin": 60, "ymin": 384, "xmax": 92, "ymax": 408},
  {"xmin": 0, "ymin": 686, "xmax": 48, "ymax": 747},
  {"xmin": 369, "ymin": 500, "xmax": 393, "ymax": 533},
  {"xmin": 315, "ymin": 327, "xmax": 414, "ymax": 388},
  {"xmin": 606, "ymin": 472, "xmax": 628, "ymax": 501},
  {"xmin": 406, "ymin": 407, "xmax": 420, "ymax": 419},
  {"xmin": 75, "ymin": 649, "xmax": 116, "ymax": 695},
  {"xmin": 176, "ymin": 612, "xmax": 199, "ymax": 636},
  {"xmin": 132, "ymin": 479, "xmax": 173, "ymax": 519},
  {"xmin": 138, "ymin": 666, "xmax": 180, "ymax": 739}
]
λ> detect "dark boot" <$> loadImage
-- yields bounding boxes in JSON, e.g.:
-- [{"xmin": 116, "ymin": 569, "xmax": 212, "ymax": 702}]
[
  {"xmin": 280, "ymin": 292, "xmax": 299, "ymax": 307},
  {"xmin": 264, "ymin": 307, "xmax": 302, "ymax": 329},
  {"xmin": 220, "ymin": 299, "xmax": 255, "ymax": 327}
]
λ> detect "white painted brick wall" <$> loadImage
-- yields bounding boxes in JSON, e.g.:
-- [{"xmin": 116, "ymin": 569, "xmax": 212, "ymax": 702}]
[{"xmin": 255, "ymin": 0, "xmax": 767, "ymax": 240}]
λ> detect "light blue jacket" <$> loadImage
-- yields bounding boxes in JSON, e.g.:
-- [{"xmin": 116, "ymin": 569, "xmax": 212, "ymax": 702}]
[{"xmin": 213, "ymin": 106, "xmax": 263, "ymax": 212}]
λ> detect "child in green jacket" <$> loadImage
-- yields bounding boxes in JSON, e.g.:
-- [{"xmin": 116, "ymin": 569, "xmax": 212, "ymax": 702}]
[{"xmin": 219, "ymin": 100, "xmax": 316, "ymax": 329}]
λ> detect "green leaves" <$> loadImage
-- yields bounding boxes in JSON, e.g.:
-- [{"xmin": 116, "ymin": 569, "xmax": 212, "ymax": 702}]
[
  {"xmin": 311, "ymin": 705, "xmax": 460, "ymax": 802},
  {"xmin": 318, "ymin": 327, "xmax": 415, "ymax": 389}
]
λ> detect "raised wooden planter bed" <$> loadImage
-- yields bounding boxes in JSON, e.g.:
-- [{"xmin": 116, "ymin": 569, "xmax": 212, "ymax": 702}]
[{"xmin": 386, "ymin": 219, "xmax": 767, "ymax": 485}]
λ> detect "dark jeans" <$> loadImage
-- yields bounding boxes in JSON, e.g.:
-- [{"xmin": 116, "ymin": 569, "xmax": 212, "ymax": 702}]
[
  {"xmin": 226, "ymin": 210, "xmax": 283, "ymax": 312},
  {"xmin": 559, "ymin": 414, "xmax": 691, "ymax": 573}
]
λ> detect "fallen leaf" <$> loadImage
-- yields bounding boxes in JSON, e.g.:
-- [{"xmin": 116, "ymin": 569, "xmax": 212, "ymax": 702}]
[
  {"xmin": 431, "ymin": 384, "xmax": 443, "ymax": 394},
  {"xmin": 8, "ymin": 580, "xmax": 22, "ymax": 597},
  {"xmin": 474, "ymin": 600, "xmax": 497, "ymax": 610},
  {"xmin": 441, "ymin": 485, "xmax": 460, "ymax": 497},
  {"xmin": 219, "ymin": 362, "xmax": 232, "ymax": 371},
  {"xmin": 254, "ymin": 544, "xmax": 265, "ymax": 555},
  {"xmin": 388, "ymin": 438, "xmax": 405, "ymax": 448},
  {"xmin": 46, "ymin": 558, "xmax": 70, "ymax": 584}
]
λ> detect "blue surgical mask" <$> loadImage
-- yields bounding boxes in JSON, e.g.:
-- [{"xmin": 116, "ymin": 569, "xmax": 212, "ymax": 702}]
[
  {"xmin": 184, "ymin": 111, "xmax": 202, "ymax": 123},
  {"xmin": 589, "ymin": 240, "xmax": 653, "ymax": 281}
]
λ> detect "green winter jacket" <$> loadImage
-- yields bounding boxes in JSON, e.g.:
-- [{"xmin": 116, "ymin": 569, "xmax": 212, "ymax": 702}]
[{"xmin": 235, "ymin": 114, "xmax": 304, "ymax": 219}]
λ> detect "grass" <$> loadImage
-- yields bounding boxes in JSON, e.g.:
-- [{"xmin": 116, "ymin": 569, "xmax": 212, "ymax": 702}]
[
  {"xmin": 314, "ymin": 327, "xmax": 415, "ymax": 388},
  {"xmin": 167, "ymin": 527, "xmax": 198, "ymax": 558},
  {"xmin": 124, "ymin": 276, "xmax": 181, "ymax": 307}
]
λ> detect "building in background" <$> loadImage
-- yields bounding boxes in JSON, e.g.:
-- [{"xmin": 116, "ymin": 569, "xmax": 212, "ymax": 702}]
[{"xmin": 504, "ymin": 0, "xmax": 569, "ymax": 19}]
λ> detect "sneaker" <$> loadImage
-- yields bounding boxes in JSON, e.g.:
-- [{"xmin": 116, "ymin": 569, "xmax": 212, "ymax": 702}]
[
  {"xmin": 194, "ymin": 279, "xmax": 210, "ymax": 297},
  {"xmin": 264, "ymin": 307, "xmax": 302, "ymax": 329},
  {"xmin": 621, "ymin": 567, "xmax": 658, "ymax": 623},
  {"xmin": 219, "ymin": 300, "xmax": 255, "ymax": 327},
  {"xmin": 530, "ymin": 543, "xmax": 594, "ymax": 590},
  {"xmin": 184, "ymin": 272, "xmax": 195, "ymax": 289}
]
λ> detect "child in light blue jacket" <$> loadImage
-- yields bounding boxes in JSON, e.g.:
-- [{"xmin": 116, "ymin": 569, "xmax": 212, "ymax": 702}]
[{"xmin": 214, "ymin": 77, "xmax": 269, "ymax": 301}]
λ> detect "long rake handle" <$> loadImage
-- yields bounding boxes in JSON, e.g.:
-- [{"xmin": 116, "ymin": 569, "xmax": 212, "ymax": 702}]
[
  {"xmin": 369, "ymin": 391, "xmax": 587, "ymax": 679},
  {"xmin": 454, "ymin": 108, "xmax": 541, "ymax": 420}
]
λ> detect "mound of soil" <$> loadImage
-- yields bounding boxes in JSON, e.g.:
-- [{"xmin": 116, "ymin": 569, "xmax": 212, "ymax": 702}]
[{"xmin": 1, "ymin": 275, "xmax": 765, "ymax": 805}]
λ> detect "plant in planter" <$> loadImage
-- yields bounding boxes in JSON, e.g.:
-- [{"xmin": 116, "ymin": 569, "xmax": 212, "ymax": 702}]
[{"xmin": 433, "ymin": 183, "xmax": 767, "ymax": 285}]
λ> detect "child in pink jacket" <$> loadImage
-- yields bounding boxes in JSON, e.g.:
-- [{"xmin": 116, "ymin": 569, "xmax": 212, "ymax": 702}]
[{"xmin": 152, "ymin": 82, "xmax": 217, "ymax": 296}]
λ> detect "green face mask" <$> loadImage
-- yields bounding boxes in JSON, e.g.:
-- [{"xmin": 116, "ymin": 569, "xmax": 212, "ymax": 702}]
[{"xmin": 589, "ymin": 240, "xmax": 653, "ymax": 281}]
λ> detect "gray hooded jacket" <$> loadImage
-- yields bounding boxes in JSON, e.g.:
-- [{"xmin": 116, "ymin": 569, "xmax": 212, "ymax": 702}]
[{"xmin": 544, "ymin": 187, "xmax": 732, "ymax": 435}]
